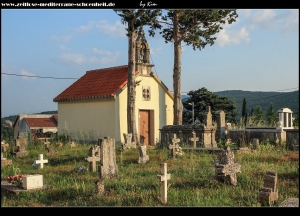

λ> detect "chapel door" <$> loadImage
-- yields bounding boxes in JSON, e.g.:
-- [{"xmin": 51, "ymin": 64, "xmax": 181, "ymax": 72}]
[{"xmin": 139, "ymin": 110, "xmax": 150, "ymax": 145}]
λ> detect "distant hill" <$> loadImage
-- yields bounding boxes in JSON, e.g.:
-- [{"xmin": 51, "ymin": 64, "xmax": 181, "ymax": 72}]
[{"xmin": 182, "ymin": 90, "xmax": 299, "ymax": 119}]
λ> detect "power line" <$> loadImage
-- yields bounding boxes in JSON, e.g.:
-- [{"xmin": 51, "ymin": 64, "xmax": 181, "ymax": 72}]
[{"xmin": 1, "ymin": 72, "xmax": 78, "ymax": 79}]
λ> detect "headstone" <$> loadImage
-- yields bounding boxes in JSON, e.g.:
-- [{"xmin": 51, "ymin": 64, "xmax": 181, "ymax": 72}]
[
  {"xmin": 190, "ymin": 130, "xmax": 199, "ymax": 148},
  {"xmin": 157, "ymin": 163, "xmax": 171, "ymax": 204},
  {"xmin": 98, "ymin": 137, "xmax": 118, "ymax": 180},
  {"xmin": 34, "ymin": 154, "xmax": 48, "ymax": 169},
  {"xmin": 69, "ymin": 141, "xmax": 76, "ymax": 148},
  {"xmin": 22, "ymin": 174, "xmax": 43, "ymax": 190},
  {"xmin": 95, "ymin": 179, "xmax": 105, "ymax": 195},
  {"xmin": 14, "ymin": 136, "xmax": 29, "ymax": 157},
  {"xmin": 1, "ymin": 152, "xmax": 12, "ymax": 166},
  {"xmin": 85, "ymin": 145, "xmax": 101, "ymax": 172},
  {"xmin": 237, "ymin": 147, "xmax": 252, "ymax": 154},
  {"xmin": 123, "ymin": 133, "xmax": 136, "ymax": 149},
  {"xmin": 215, "ymin": 146, "xmax": 241, "ymax": 185},
  {"xmin": 44, "ymin": 141, "xmax": 50, "ymax": 148},
  {"xmin": 259, "ymin": 171, "xmax": 278, "ymax": 206},
  {"xmin": 169, "ymin": 134, "xmax": 180, "ymax": 159},
  {"xmin": 138, "ymin": 145, "xmax": 149, "ymax": 163},
  {"xmin": 1, "ymin": 140, "xmax": 9, "ymax": 152},
  {"xmin": 56, "ymin": 141, "xmax": 63, "ymax": 147},
  {"xmin": 252, "ymin": 138, "xmax": 259, "ymax": 150}
]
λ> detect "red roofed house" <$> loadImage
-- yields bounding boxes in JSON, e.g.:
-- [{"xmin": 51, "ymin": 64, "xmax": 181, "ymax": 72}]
[
  {"xmin": 53, "ymin": 28, "xmax": 174, "ymax": 145},
  {"xmin": 13, "ymin": 114, "xmax": 58, "ymax": 142}
]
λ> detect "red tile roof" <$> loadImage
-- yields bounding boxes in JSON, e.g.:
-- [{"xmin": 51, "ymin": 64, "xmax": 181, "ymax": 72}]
[
  {"xmin": 53, "ymin": 65, "xmax": 138, "ymax": 102},
  {"xmin": 24, "ymin": 117, "xmax": 57, "ymax": 128}
]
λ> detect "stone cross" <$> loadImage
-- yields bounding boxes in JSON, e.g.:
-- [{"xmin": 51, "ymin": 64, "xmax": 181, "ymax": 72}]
[
  {"xmin": 259, "ymin": 171, "xmax": 278, "ymax": 206},
  {"xmin": 190, "ymin": 131, "xmax": 199, "ymax": 148},
  {"xmin": 138, "ymin": 145, "xmax": 149, "ymax": 163},
  {"xmin": 169, "ymin": 134, "xmax": 180, "ymax": 158},
  {"xmin": 157, "ymin": 163, "xmax": 171, "ymax": 204},
  {"xmin": 1, "ymin": 141, "xmax": 9, "ymax": 152},
  {"xmin": 34, "ymin": 154, "xmax": 48, "ymax": 169},
  {"xmin": 85, "ymin": 145, "xmax": 101, "ymax": 172},
  {"xmin": 214, "ymin": 146, "xmax": 241, "ymax": 185},
  {"xmin": 44, "ymin": 141, "xmax": 50, "ymax": 148}
]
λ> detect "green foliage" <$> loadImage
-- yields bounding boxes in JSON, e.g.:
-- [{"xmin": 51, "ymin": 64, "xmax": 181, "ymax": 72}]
[
  {"xmin": 182, "ymin": 87, "xmax": 238, "ymax": 125},
  {"xmin": 266, "ymin": 103, "xmax": 278, "ymax": 126},
  {"xmin": 252, "ymin": 105, "xmax": 265, "ymax": 126},
  {"xmin": 242, "ymin": 98, "xmax": 247, "ymax": 127}
]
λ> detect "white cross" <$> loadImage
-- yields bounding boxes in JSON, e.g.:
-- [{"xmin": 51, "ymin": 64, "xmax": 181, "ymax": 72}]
[
  {"xmin": 34, "ymin": 154, "xmax": 48, "ymax": 169},
  {"xmin": 157, "ymin": 163, "xmax": 171, "ymax": 204}
]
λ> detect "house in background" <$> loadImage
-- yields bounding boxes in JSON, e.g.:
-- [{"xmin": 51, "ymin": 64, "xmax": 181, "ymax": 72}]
[
  {"xmin": 53, "ymin": 28, "xmax": 174, "ymax": 145},
  {"xmin": 13, "ymin": 114, "xmax": 58, "ymax": 142}
]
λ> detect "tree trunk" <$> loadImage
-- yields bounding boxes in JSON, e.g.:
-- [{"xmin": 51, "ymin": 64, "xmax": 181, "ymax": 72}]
[
  {"xmin": 127, "ymin": 23, "xmax": 139, "ymax": 144},
  {"xmin": 173, "ymin": 12, "xmax": 183, "ymax": 125}
]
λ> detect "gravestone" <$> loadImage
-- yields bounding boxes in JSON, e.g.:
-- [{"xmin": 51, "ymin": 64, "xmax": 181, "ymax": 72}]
[
  {"xmin": 95, "ymin": 179, "xmax": 105, "ymax": 195},
  {"xmin": 123, "ymin": 133, "xmax": 136, "ymax": 149},
  {"xmin": 14, "ymin": 136, "xmax": 29, "ymax": 157},
  {"xmin": 56, "ymin": 141, "xmax": 63, "ymax": 147},
  {"xmin": 22, "ymin": 174, "xmax": 43, "ymax": 190},
  {"xmin": 138, "ymin": 145, "xmax": 149, "ymax": 163},
  {"xmin": 85, "ymin": 145, "xmax": 101, "ymax": 172},
  {"xmin": 157, "ymin": 163, "xmax": 171, "ymax": 204},
  {"xmin": 1, "ymin": 140, "xmax": 9, "ymax": 152},
  {"xmin": 214, "ymin": 146, "xmax": 241, "ymax": 185},
  {"xmin": 1, "ymin": 152, "xmax": 12, "ymax": 166},
  {"xmin": 190, "ymin": 130, "xmax": 199, "ymax": 148},
  {"xmin": 69, "ymin": 141, "xmax": 76, "ymax": 148},
  {"xmin": 98, "ymin": 137, "xmax": 118, "ymax": 180},
  {"xmin": 44, "ymin": 141, "xmax": 50, "ymax": 148},
  {"xmin": 237, "ymin": 147, "xmax": 252, "ymax": 154},
  {"xmin": 252, "ymin": 138, "xmax": 259, "ymax": 150},
  {"xmin": 203, "ymin": 106, "xmax": 217, "ymax": 148},
  {"xmin": 279, "ymin": 198, "xmax": 299, "ymax": 207},
  {"xmin": 34, "ymin": 154, "xmax": 48, "ymax": 169},
  {"xmin": 169, "ymin": 134, "xmax": 180, "ymax": 159},
  {"xmin": 259, "ymin": 171, "xmax": 278, "ymax": 206}
]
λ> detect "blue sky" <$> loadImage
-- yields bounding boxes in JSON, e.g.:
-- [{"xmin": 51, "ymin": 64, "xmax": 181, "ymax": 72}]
[{"xmin": 1, "ymin": 9, "xmax": 299, "ymax": 118}]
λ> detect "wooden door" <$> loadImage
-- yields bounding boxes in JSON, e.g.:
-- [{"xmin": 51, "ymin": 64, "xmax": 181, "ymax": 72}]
[{"xmin": 139, "ymin": 110, "xmax": 150, "ymax": 145}]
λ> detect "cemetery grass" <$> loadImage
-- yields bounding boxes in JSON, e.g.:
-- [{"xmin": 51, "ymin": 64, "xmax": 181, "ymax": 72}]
[{"xmin": 1, "ymin": 141, "xmax": 298, "ymax": 207}]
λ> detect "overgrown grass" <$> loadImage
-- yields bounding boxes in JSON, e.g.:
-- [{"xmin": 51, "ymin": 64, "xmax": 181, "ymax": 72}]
[{"xmin": 1, "ymin": 140, "xmax": 298, "ymax": 207}]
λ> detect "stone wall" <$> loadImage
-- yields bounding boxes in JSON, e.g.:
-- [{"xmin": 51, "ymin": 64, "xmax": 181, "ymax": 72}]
[{"xmin": 285, "ymin": 129, "xmax": 299, "ymax": 150}]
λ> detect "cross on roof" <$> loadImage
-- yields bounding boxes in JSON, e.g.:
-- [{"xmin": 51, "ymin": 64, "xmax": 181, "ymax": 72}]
[
  {"xmin": 34, "ymin": 154, "xmax": 48, "ymax": 169},
  {"xmin": 190, "ymin": 130, "xmax": 199, "ymax": 148}
]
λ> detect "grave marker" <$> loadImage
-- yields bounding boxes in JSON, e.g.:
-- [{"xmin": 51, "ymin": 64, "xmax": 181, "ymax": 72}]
[
  {"xmin": 1, "ymin": 140, "xmax": 9, "ymax": 152},
  {"xmin": 214, "ymin": 146, "xmax": 241, "ymax": 185},
  {"xmin": 85, "ymin": 145, "xmax": 101, "ymax": 172},
  {"xmin": 157, "ymin": 163, "xmax": 171, "ymax": 204},
  {"xmin": 14, "ymin": 135, "xmax": 29, "ymax": 157},
  {"xmin": 190, "ymin": 130, "xmax": 199, "ymax": 148},
  {"xmin": 34, "ymin": 154, "xmax": 48, "ymax": 169},
  {"xmin": 1, "ymin": 152, "xmax": 12, "ymax": 166},
  {"xmin": 22, "ymin": 174, "xmax": 43, "ymax": 190},
  {"xmin": 138, "ymin": 145, "xmax": 149, "ymax": 163},
  {"xmin": 169, "ymin": 134, "xmax": 180, "ymax": 158},
  {"xmin": 259, "ymin": 171, "xmax": 278, "ymax": 206},
  {"xmin": 98, "ymin": 137, "xmax": 118, "ymax": 180}
]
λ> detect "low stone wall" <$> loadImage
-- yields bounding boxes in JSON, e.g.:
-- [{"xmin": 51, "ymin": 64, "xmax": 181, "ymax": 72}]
[
  {"xmin": 285, "ymin": 129, "xmax": 299, "ymax": 150},
  {"xmin": 228, "ymin": 128, "xmax": 298, "ymax": 149}
]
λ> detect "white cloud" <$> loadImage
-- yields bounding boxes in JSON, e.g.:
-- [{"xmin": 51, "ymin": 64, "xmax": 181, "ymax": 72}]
[
  {"xmin": 20, "ymin": 69, "xmax": 37, "ymax": 80},
  {"xmin": 95, "ymin": 20, "xmax": 127, "ymax": 37},
  {"xmin": 60, "ymin": 49, "xmax": 120, "ymax": 65},
  {"xmin": 150, "ymin": 47, "xmax": 162, "ymax": 55},
  {"xmin": 75, "ymin": 20, "xmax": 126, "ymax": 37},
  {"xmin": 216, "ymin": 27, "xmax": 250, "ymax": 47}
]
